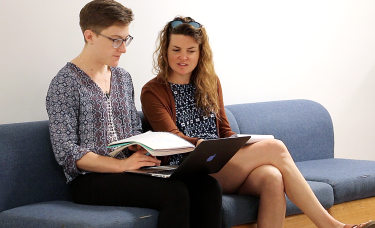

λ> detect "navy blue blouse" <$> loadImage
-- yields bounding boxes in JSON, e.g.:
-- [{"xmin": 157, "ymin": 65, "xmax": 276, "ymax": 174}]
[{"xmin": 168, "ymin": 82, "xmax": 218, "ymax": 165}]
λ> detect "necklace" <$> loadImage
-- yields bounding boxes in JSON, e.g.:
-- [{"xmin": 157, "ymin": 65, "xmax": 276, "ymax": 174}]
[{"xmin": 78, "ymin": 55, "xmax": 109, "ymax": 95}]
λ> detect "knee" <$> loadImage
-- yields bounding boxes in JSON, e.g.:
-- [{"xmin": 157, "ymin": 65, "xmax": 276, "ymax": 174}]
[
  {"xmin": 263, "ymin": 139, "xmax": 292, "ymax": 161},
  {"xmin": 186, "ymin": 175, "xmax": 222, "ymax": 197},
  {"xmin": 165, "ymin": 180, "xmax": 190, "ymax": 205},
  {"xmin": 203, "ymin": 175, "xmax": 222, "ymax": 193},
  {"xmin": 203, "ymin": 175, "xmax": 222, "ymax": 199},
  {"xmin": 258, "ymin": 165, "xmax": 285, "ymax": 193}
]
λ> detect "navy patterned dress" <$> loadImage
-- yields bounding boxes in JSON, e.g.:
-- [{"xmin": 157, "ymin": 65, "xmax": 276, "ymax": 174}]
[
  {"xmin": 46, "ymin": 62, "xmax": 142, "ymax": 183},
  {"xmin": 168, "ymin": 83, "xmax": 219, "ymax": 165}
]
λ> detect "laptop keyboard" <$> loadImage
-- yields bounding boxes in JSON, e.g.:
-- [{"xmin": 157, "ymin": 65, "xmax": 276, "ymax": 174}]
[
  {"xmin": 150, "ymin": 169, "xmax": 175, "ymax": 178},
  {"xmin": 153, "ymin": 169, "xmax": 174, "ymax": 175}
]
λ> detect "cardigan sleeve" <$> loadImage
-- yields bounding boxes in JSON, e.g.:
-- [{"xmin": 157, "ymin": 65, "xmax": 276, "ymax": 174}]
[
  {"xmin": 216, "ymin": 79, "xmax": 236, "ymax": 138},
  {"xmin": 141, "ymin": 77, "xmax": 200, "ymax": 145}
]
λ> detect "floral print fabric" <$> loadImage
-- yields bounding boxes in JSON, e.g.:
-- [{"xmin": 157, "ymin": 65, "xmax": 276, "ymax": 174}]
[
  {"xmin": 168, "ymin": 82, "xmax": 218, "ymax": 165},
  {"xmin": 46, "ymin": 62, "xmax": 142, "ymax": 183}
]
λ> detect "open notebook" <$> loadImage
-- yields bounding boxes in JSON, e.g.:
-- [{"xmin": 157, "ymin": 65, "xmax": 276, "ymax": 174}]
[{"xmin": 125, "ymin": 135, "xmax": 251, "ymax": 179}]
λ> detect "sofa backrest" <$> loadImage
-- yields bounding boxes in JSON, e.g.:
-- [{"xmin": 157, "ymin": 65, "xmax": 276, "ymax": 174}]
[
  {"xmin": 0, "ymin": 99, "xmax": 334, "ymax": 212},
  {"xmin": 225, "ymin": 99, "xmax": 334, "ymax": 162},
  {"xmin": 0, "ymin": 121, "xmax": 71, "ymax": 213}
]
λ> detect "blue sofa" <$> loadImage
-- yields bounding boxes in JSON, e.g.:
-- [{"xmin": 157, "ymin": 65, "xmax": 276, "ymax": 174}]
[{"xmin": 1, "ymin": 99, "xmax": 374, "ymax": 228}]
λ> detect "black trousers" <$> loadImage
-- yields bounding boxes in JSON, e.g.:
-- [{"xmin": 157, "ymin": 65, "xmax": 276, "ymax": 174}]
[{"xmin": 71, "ymin": 172, "xmax": 222, "ymax": 228}]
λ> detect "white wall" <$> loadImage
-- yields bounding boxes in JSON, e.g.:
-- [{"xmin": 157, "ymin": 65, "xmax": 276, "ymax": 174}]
[{"xmin": 1, "ymin": 0, "xmax": 375, "ymax": 160}]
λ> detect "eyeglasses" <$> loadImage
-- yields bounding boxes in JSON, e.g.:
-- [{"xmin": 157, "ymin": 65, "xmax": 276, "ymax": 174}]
[
  {"xmin": 170, "ymin": 20, "xmax": 202, "ymax": 29},
  {"xmin": 93, "ymin": 31, "xmax": 133, "ymax": 48}
]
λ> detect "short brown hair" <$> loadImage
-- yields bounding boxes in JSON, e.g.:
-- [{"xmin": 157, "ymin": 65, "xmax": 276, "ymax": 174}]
[{"xmin": 79, "ymin": 0, "xmax": 134, "ymax": 41}]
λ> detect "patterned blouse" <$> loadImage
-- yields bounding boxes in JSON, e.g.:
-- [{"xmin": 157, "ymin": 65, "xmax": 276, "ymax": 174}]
[
  {"xmin": 46, "ymin": 62, "xmax": 142, "ymax": 183},
  {"xmin": 168, "ymin": 83, "xmax": 219, "ymax": 165}
]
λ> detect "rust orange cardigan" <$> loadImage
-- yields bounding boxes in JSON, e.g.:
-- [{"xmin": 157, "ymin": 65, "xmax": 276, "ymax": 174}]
[{"xmin": 141, "ymin": 76, "xmax": 235, "ymax": 163}]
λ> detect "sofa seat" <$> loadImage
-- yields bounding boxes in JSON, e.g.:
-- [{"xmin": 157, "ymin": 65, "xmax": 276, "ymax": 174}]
[
  {"xmin": 296, "ymin": 158, "xmax": 375, "ymax": 204},
  {"xmin": 0, "ymin": 201, "xmax": 158, "ymax": 228},
  {"xmin": 221, "ymin": 181, "xmax": 334, "ymax": 228}
]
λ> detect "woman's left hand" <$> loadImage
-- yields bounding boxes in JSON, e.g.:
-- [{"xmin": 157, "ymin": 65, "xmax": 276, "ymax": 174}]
[{"xmin": 128, "ymin": 144, "xmax": 146, "ymax": 153}]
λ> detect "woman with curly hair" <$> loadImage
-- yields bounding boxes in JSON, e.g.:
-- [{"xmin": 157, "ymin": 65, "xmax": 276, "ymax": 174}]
[{"xmin": 141, "ymin": 16, "xmax": 375, "ymax": 228}]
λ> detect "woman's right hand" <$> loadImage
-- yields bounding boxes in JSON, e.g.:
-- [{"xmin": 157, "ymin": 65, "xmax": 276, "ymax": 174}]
[
  {"xmin": 76, "ymin": 150, "xmax": 161, "ymax": 173},
  {"xmin": 120, "ymin": 151, "xmax": 161, "ymax": 171}
]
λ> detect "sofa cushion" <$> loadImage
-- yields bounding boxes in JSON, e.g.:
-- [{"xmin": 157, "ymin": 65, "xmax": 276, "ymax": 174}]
[
  {"xmin": 0, "ymin": 121, "xmax": 71, "ymax": 213},
  {"xmin": 225, "ymin": 99, "xmax": 334, "ymax": 162},
  {"xmin": 222, "ymin": 194, "xmax": 259, "ymax": 228},
  {"xmin": 296, "ymin": 158, "xmax": 375, "ymax": 204},
  {"xmin": 285, "ymin": 181, "xmax": 334, "ymax": 216},
  {"xmin": 0, "ymin": 201, "xmax": 158, "ymax": 228},
  {"xmin": 221, "ymin": 181, "xmax": 334, "ymax": 228}
]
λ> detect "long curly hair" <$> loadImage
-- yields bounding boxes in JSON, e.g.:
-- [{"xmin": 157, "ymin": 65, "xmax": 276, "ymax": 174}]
[{"xmin": 153, "ymin": 16, "xmax": 219, "ymax": 116}]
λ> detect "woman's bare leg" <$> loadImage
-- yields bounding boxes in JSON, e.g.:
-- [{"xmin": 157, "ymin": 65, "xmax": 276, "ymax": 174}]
[
  {"xmin": 236, "ymin": 165, "xmax": 286, "ymax": 228},
  {"xmin": 211, "ymin": 139, "xmax": 345, "ymax": 228}
]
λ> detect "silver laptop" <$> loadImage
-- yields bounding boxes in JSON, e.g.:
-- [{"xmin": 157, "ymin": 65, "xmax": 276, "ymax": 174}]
[{"xmin": 125, "ymin": 136, "xmax": 250, "ymax": 179}]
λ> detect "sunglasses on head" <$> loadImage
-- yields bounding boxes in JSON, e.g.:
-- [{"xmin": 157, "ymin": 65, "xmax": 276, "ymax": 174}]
[{"xmin": 170, "ymin": 20, "xmax": 202, "ymax": 29}]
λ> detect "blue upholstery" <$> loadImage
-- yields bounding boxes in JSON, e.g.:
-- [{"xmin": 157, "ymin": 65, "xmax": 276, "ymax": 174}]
[
  {"xmin": 222, "ymin": 195, "xmax": 259, "ymax": 227},
  {"xmin": 296, "ymin": 158, "xmax": 375, "ymax": 204},
  {"xmin": 1, "ymin": 99, "xmax": 374, "ymax": 228},
  {"xmin": 224, "ymin": 108, "xmax": 240, "ymax": 133},
  {"xmin": 225, "ymin": 100, "xmax": 334, "ymax": 162},
  {"xmin": 0, "ymin": 201, "xmax": 158, "ymax": 228},
  {"xmin": 222, "ymin": 181, "xmax": 334, "ymax": 227},
  {"xmin": 285, "ymin": 181, "xmax": 334, "ymax": 216},
  {"xmin": 0, "ymin": 121, "xmax": 71, "ymax": 213}
]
